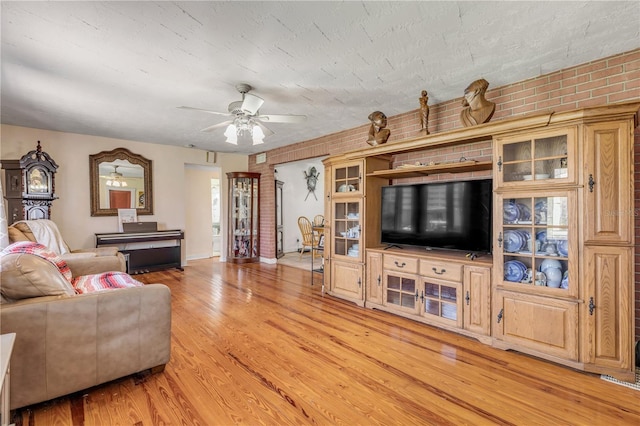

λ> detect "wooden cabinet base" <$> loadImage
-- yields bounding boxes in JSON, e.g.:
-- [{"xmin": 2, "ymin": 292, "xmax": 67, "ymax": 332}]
[{"xmin": 365, "ymin": 248, "xmax": 493, "ymax": 344}]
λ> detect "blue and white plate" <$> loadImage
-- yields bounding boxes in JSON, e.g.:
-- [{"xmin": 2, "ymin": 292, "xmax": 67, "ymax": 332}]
[
  {"xmin": 503, "ymin": 201, "xmax": 520, "ymax": 224},
  {"xmin": 516, "ymin": 203, "xmax": 531, "ymax": 221},
  {"xmin": 534, "ymin": 200, "xmax": 548, "ymax": 224},
  {"xmin": 516, "ymin": 230, "xmax": 531, "ymax": 250},
  {"xmin": 504, "ymin": 260, "xmax": 527, "ymax": 282},
  {"xmin": 536, "ymin": 230, "xmax": 547, "ymax": 243},
  {"xmin": 557, "ymin": 240, "xmax": 568, "ymax": 256},
  {"xmin": 503, "ymin": 230, "xmax": 524, "ymax": 253},
  {"xmin": 561, "ymin": 270, "xmax": 569, "ymax": 289}
]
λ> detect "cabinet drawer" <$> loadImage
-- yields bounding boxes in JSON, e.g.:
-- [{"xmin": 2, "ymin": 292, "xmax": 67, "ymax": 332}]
[
  {"xmin": 384, "ymin": 254, "xmax": 418, "ymax": 274},
  {"xmin": 420, "ymin": 260, "xmax": 462, "ymax": 282}
]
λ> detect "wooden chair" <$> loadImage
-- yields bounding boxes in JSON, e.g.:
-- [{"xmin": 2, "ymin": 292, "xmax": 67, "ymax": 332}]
[
  {"xmin": 312, "ymin": 214, "xmax": 324, "ymax": 227},
  {"xmin": 297, "ymin": 216, "xmax": 319, "ymax": 259}
]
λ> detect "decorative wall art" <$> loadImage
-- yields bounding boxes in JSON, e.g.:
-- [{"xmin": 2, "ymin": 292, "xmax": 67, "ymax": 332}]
[{"xmin": 304, "ymin": 166, "xmax": 320, "ymax": 201}]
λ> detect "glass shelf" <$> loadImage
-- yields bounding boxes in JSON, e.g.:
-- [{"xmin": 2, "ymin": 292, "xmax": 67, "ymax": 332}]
[{"xmin": 499, "ymin": 194, "xmax": 571, "ymax": 291}]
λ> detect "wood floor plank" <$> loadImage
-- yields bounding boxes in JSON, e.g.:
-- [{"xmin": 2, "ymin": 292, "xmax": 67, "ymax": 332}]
[{"xmin": 13, "ymin": 259, "xmax": 640, "ymax": 425}]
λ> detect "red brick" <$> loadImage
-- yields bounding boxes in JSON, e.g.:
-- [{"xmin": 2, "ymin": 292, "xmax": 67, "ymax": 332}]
[
  {"xmin": 561, "ymin": 74, "xmax": 591, "ymax": 88},
  {"xmin": 609, "ymin": 69, "xmax": 640, "ymax": 84},
  {"xmin": 537, "ymin": 81, "xmax": 562, "ymax": 94},
  {"xmin": 577, "ymin": 96, "xmax": 608, "ymax": 108},
  {"xmin": 608, "ymin": 49, "xmax": 640, "ymax": 66},
  {"xmin": 624, "ymin": 58, "xmax": 640, "ymax": 72},
  {"xmin": 524, "ymin": 77, "xmax": 550, "ymax": 90},
  {"xmin": 577, "ymin": 78, "xmax": 608, "ymax": 92},
  {"xmin": 550, "ymin": 87, "xmax": 577, "ymax": 98},
  {"xmin": 592, "ymin": 66, "xmax": 624, "ymax": 80},
  {"xmin": 593, "ymin": 83, "xmax": 625, "ymax": 97},
  {"xmin": 562, "ymin": 91, "xmax": 591, "ymax": 103},
  {"xmin": 537, "ymin": 98, "xmax": 562, "ymax": 109},
  {"xmin": 626, "ymin": 78, "xmax": 640, "ymax": 90},
  {"xmin": 576, "ymin": 60, "xmax": 607, "ymax": 75},
  {"xmin": 500, "ymin": 83, "xmax": 526, "ymax": 96},
  {"xmin": 513, "ymin": 104, "xmax": 537, "ymax": 115},
  {"xmin": 609, "ymin": 91, "xmax": 640, "ymax": 103}
]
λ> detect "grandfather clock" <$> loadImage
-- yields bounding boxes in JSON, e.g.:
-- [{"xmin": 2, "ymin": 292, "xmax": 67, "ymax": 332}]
[{"xmin": 2, "ymin": 141, "xmax": 59, "ymax": 224}]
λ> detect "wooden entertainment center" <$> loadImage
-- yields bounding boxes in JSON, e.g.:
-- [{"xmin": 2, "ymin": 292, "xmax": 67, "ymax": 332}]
[{"xmin": 322, "ymin": 101, "xmax": 639, "ymax": 381}]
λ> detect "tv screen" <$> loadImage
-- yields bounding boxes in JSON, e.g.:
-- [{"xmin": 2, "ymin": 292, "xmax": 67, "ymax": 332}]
[{"xmin": 381, "ymin": 179, "xmax": 493, "ymax": 253}]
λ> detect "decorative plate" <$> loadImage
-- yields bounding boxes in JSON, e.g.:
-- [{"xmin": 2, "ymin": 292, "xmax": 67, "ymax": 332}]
[
  {"xmin": 503, "ymin": 201, "xmax": 520, "ymax": 223},
  {"xmin": 504, "ymin": 260, "xmax": 527, "ymax": 282}
]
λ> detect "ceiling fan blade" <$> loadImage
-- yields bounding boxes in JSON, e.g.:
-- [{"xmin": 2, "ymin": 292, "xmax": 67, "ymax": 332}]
[
  {"xmin": 254, "ymin": 121, "xmax": 274, "ymax": 137},
  {"xmin": 178, "ymin": 106, "xmax": 232, "ymax": 117},
  {"xmin": 257, "ymin": 113, "xmax": 307, "ymax": 123},
  {"xmin": 241, "ymin": 93, "xmax": 264, "ymax": 115},
  {"xmin": 200, "ymin": 120, "xmax": 234, "ymax": 132}
]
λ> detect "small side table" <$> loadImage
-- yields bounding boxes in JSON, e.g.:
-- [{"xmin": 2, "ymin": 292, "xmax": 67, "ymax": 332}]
[{"xmin": 0, "ymin": 333, "xmax": 16, "ymax": 426}]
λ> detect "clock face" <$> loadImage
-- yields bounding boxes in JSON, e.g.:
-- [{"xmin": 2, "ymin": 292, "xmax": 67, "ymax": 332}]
[{"xmin": 27, "ymin": 167, "xmax": 49, "ymax": 194}]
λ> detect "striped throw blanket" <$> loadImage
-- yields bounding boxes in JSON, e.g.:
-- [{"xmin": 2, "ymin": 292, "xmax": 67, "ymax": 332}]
[{"xmin": 2, "ymin": 241, "xmax": 143, "ymax": 294}]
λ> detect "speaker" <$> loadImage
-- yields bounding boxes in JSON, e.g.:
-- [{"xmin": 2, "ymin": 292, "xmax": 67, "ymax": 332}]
[{"xmin": 206, "ymin": 151, "xmax": 217, "ymax": 163}]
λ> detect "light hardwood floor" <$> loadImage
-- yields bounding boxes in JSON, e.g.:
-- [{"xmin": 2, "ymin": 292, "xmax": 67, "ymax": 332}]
[{"xmin": 13, "ymin": 258, "xmax": 640, "ymax": 425}]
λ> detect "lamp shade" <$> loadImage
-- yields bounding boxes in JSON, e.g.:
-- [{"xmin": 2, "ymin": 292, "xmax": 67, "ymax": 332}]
[
  {"xmin": 252, "ymin": 125, "xmax": 265, "ymax": 145},
  {"xmin": 224, "ymin": 124, "xmax": 238, "ymax": 145}
]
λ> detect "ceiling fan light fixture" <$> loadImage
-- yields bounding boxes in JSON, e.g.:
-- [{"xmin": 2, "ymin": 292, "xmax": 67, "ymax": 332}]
[
  {"xmin": 224, "ymin": 123, "xmax": 238, "ymax": 144},
  {"xmin": 106, "ymin": 166, "xmax": 128, "ymax": 187},
  {"xmin": 252, "ymin": 125, "xmax": 265, "ymax": 145}
]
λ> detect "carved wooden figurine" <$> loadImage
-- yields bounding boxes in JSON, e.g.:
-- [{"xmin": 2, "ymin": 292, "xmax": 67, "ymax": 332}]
[
  {"xmin": 419, "ymin": 90, "xmax": 430, "ymax": 134},
  {"xmin": 366, "ymin": 111, "xmax": 391, "ymax": 146},
  {"xmin": 460, "ymin": 78, "xmax": 495, "ymax": 127}
]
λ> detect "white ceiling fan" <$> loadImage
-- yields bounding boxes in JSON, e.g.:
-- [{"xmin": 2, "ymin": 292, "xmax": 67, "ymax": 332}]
[{"xmin": 179, "ymin": 83, "xmax": 307, "ymax": 145}]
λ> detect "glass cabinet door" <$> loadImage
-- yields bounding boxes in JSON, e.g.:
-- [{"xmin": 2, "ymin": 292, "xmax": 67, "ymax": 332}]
[
  {"xmin": 227, "ymin": 172, "xmax": 260, "ymax": 263},
  {"xmin": 385, "ymin": 273, "xmax": 419, "ymax": 314},
  {"xmin": 422, "ymin": 280, "xmax": 462, "ymax": 326},
  {"xmin": 332, "ymin": 199, "xmax": 362, "ymax": 260},
  {"xmin": 497, "ymin": 191, "xmax": 576, "ymax": 297},
  {"xmin": 496, "ymin": 128, "xmax": 575, "ymax": 187},
  {"xmin": 333, "ymin": 161, "xmax": 362, "ymax": 194}
]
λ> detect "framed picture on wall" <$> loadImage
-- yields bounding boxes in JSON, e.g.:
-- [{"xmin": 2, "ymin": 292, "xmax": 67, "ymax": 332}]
[{"xmin": 117, "ymin": 208, "xmax": 137, "ymax": 232}]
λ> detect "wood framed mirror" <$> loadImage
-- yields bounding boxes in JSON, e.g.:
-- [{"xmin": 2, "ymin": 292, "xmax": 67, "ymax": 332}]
[{"xmin": 89, "ymin": 147, "xmax": 153, "ymax": 217}]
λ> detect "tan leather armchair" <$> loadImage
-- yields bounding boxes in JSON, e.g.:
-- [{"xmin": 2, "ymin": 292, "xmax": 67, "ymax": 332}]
[
  {"xmin": 8, "ymin": 221, "xmax": 126, "ymax": 275},
  {"xmin": 0, "ymin": 251, "xmax": 171, "ymax": 410}
]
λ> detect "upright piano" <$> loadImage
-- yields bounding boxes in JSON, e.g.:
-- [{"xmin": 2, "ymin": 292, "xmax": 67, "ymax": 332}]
[{"xmin": 96, "ymin": 229, "xmax": 184, "ymax": 274}]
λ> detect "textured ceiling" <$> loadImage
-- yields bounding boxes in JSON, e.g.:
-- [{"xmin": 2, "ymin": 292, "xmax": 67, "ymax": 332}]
[{"xmin": 1, "ymin": 1, "xmax": 639, "ymax": 154}]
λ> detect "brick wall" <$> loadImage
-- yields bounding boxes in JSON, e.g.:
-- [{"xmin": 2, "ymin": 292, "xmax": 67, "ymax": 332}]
[{"xmin": 250, "ymin": 48, "xmax": 640, "ymax": 339}]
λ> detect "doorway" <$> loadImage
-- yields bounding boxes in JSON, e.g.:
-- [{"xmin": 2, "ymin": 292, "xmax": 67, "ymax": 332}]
[
  {"xmin": 211, "ymin": 178, "xmax": 221, "ymax": 256},
  {"xmin": 185, "ymin": 164, "xmax": 221, "ymax": 260}
]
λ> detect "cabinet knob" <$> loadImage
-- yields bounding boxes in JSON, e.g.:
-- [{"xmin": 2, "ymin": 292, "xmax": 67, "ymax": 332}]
[
  {"xmin": 432, "ymin": 267, "xmax": 446, "ymax": 275},
  {"xmin": 395, "ymin": 261, "xmax": 406, "ymax": 268},
  {"xmin": 357, "ymin": 277, "xmax": 361, "ymax": 288},
  {"xmin": 465, "ymin": 291, "xmax": 470, "ymax": 305},
  {"xmin": 588, "ymin": 297, "xmax": 595, "ymax": 315},
  {"xmin": 497, "ymin": 156, "xmax": 503, "ymax": 172},
  {"xmin": 497, "ymin": 308, "xmax": 504, "ymax": 323},
  {"xmin": 377, "ymin": 275, "xmax": 381, "ymax": 286},
  {"xmin": 497, "ymin": 232, "xmax": 503, "ymax": 248}
]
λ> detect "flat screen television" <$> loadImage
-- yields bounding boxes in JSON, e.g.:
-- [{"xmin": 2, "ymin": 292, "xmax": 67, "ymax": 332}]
[{"xmin": 380, "ymin": 179, "xmax": 493, "ymax": 253}]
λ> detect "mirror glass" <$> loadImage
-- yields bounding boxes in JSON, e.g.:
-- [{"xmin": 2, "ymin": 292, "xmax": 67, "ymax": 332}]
[{"xmin": 90, "ymin": 148, "xmax": 153, "ymax": 216}]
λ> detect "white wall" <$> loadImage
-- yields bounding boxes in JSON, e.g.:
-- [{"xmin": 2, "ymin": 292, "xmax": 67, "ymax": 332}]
[
  {"xmin": 274, "ymin": 157, "xmax": 325, "ymax": 253},
  {"xmin": 0, "ymin": 124, "xmax": 247, "ymax": 264}
]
